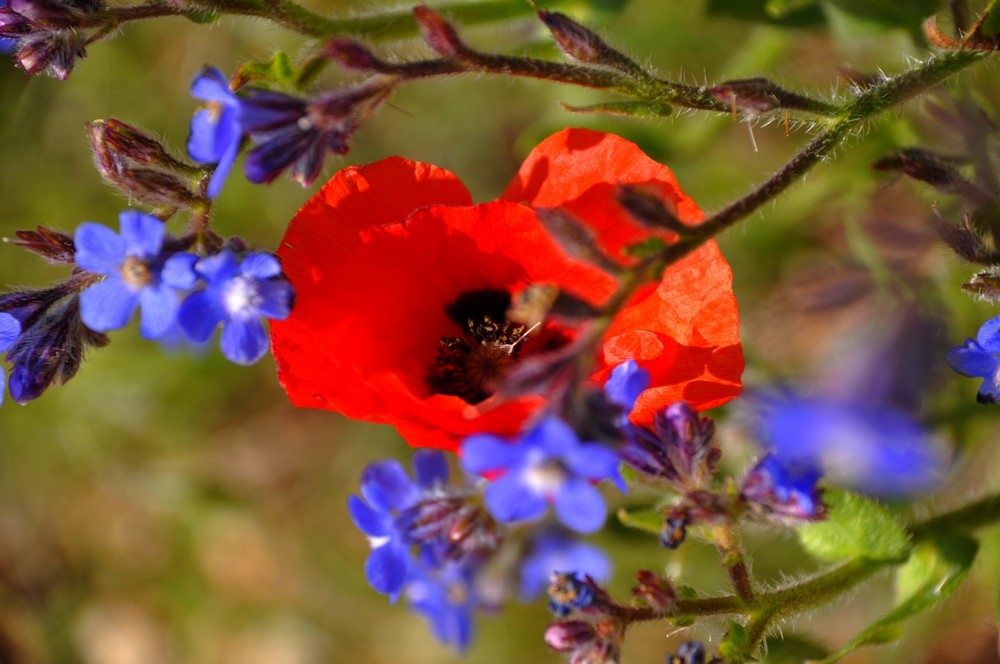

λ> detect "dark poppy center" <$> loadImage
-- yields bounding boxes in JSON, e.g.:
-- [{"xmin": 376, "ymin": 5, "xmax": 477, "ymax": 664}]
[{"xmin": 429, "ymin": 289, "xmax": 563, "ymax": 404}]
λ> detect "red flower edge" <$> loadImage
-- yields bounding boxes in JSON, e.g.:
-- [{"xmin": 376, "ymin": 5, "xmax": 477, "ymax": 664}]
[{"xmin": 270, "ymin": 128, "xmax": 744, "ymax": 450}]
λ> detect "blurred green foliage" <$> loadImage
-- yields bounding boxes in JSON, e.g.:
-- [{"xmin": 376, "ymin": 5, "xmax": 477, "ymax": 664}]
[{"xmin": 1, "ymin": 1, "xmax": 999, "ymax": 663}]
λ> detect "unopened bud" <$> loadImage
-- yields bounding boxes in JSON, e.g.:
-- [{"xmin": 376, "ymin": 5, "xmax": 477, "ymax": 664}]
[
  {"xmin": 7, "ymin": 0, "xmax": 78, "ymax": 26},
  {"xmin": 87, "ymin": 119, "xmax": 182, "ymax": 171},
  {"xmin": 659, "ymin": 514, "xmax": 687, "ymax": 550},
  {"xmin": 872, "ymin": 148, "xmax": 988, "ymax": 203},
  {"xmin": 539, "ymin": 11, "xmax": 606, "ymax": 63},
  {"xmin": 11, "ymin": 227, "xmax": 75, "ymax": 265},
  {"xmin": 535, "ymin": 207, "xmax": 623, "ymax": 274},
  {"xmin": 632, "ymin": 570, "xmax": 676, "ymax": 610},
  {"xmin": 115, "ymin": 167, "xmax": 202, "ymax": 207},
  {"xmin": 544, "ymin": 621, "xmax": 596, "ymax": 652},
  {"xmin": 412, "ymin": 5, "xmax": 466, "ymax": 58},
  {"xmin": 963, "ymin": 270, "xmax": 1000, "ymax": 302},
  {"xmin": 16, "ymin": 31, "xmax": 85, "ymax": 80},
  {"xmin": 615, "ymin": 184, "xmax": 687, "ymax": 234},
  {"xmin": 708, "ymin": 77, "xmax": 830, "ymax": 116},
  {"xmin": 324, "ymin": 37, "xmax": 390, "ymax": 72}
]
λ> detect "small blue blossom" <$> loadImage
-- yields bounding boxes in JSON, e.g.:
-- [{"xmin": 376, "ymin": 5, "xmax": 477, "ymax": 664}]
[
  {"xmin": 348, "ymin": 450, "xmax": 451, "ymax": 599},
  {"xmin": 0, "ymin": 312, "xmax": 21, "ymax": 405},
  {"xmin": 751, "ymin": 392, "xmax": 946, "ymax": 498},
  {"xmin": 404, "ymin": 561, "xmax": 477, "ymax": 651},
  {"xmin": 177, "ymin": 249, "xmax": 293, "ymax": 365},
  {"xmin": 947, "ymin": 314, "xmax": 1000, "ymax": 404},
  {"xmin": 604, "ymin": 359, "xmax": 649, "ymax": 419},
  {"xmin": 519, "ymin": 529, "xmax": 609, "ymax": 600},
  {"xmin": 188, "ymin": 67, "xmax": 245, "ymax": 198},
  {"xmin": 461, "ymin": 417, "xmax": 622, "ymax": 534},
  {"xmin": 742, "ymin": 452, "xmax": 824, "ymax": 522},
  {"xmin": 75, "ymin": 211, "xmax": 193, "ymax": 340},
  {"xmin": 546, "ymin": 571, "xmax": 595, "ymax": 618}
]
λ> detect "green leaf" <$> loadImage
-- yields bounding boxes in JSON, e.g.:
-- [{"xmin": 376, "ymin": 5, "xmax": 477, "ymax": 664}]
[
  {"xmin": 821, "ymin": 0, "xmax": 939, "ymax": 41},
  {"xmin": 981, "ymin": 0, "xmax": 1000, "ymax": 38},
  {"xmin": 717, "ymin": 620, "xmax": 749, "ymax": 659},
  {"xmin": 706, "ymin": 0, "xmax": 827, "ymax": 27},
  {"xmin": 234, "ymin": 52, "xmax": 298, "ymax": 89},
  {"xmin": 763, "ymin": 634, "xmax": 829, "ymax": 663},
  {"xmin": 616, "ymin": 507, "xmax": 662, "ymax": 536},
  {"xmin": 798, "ymin": 489, "xmax": 911, "ymax": 563},
  {"xmin": 814, "ymin": 534, "xmax": 978, "ymax": 664}
]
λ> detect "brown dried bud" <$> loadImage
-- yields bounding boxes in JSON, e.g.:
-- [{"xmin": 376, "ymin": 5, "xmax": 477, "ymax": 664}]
[
  {"xmin": 872, "ymin": 148, "xmax": 988, "ymax": 203},
  {"xmin": 930, "ymin": 212, "xmax": 994, "ymax": 264},
  {"xmin": 962, "ymin": 269, "xmax": 1000, "ymax": 302}
]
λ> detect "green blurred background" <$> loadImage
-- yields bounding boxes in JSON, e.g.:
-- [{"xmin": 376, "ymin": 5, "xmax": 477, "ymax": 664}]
[{"xmin": 0, "ymin": 0, "xmax": 999, "ymax": 662}]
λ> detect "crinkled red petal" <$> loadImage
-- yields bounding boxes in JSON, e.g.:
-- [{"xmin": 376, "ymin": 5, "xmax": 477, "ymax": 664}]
[
  {"xmin": 504, "ymin": 128, "xmax": 744, "ymax": 421},
  {"xmin": 271, "ymin": 157, "xmax": 473, "ymax": 415}
]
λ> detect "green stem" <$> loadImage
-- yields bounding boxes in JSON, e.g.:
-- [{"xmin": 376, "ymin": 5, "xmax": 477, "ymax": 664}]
[
  {"xmin": 654, "ymin": 49, "xmax": 985, "ymax": 271},
  {"xmin": 184, "ymin": 0, "xmax": 581, "ymax": 39},
  {"xmin": 908, "ymin": 492, "xmax": 1000, "ymax": 542}
]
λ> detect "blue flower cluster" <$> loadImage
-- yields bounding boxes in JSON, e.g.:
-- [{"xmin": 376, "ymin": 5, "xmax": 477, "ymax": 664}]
[
  {"xmin": 948, "ymin": 314, "xmax": 1000, "ymax": 403},
  {"xmin": 187, "ymin": 67, "xmax": 390, "ymax": 196},
  {"xmin": 348, "ymin": 449, "xmax": 610, "ymax": 651},
  {"xmin": 75, "ymin": 210, "xmax": 292, "ymax": 365}
]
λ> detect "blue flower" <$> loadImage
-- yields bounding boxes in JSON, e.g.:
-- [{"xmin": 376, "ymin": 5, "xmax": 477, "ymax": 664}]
[
  {"xmin": 75, "ymin": 211, "xmax": 193, "ymax": 340},
  {"xmin": 188, "ymin": 67, "xmax": 245, "ymax": 198},
  {"xmin": 348, "ymin": 450, "xmax": 450, "ymax": 599},
  {"xmin": 404, "ymin": 561, "xmax": 477, "ymax": 651},
  {"xmin": 0, "ymin": 312, "xmax": 21, "ymax": 405},
  {"xmin": 519, "ymin": 529, "xmax": 609, "ymax": 600},
  {"xmin": 947, "ymin": 314, "xmax": 1000, "ymax": 404},
  {"xmin": 742, "ymin": 452, "xmax": 825, "ymax": 522},
  {"xmin": 603, "ymin": 359, "xmax": 649, "ymax": 418},
  {"xmin": 177, "ymin": 250, "xmax": 293, "ymax": 365},
  {"xmin": 460, "ymin": 417, "xmax": 622, "ymax": 533},
  {"xmin": 751, "ymin": 392, "xmax": 946, "ymax": 498}
]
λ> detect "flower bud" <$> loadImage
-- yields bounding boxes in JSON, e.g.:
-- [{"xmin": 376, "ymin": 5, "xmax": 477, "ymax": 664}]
[
  {"xmin": 615, "ymin": 184, "xmax": 688, "ymax": 234},
  {"xmin": 15, "ymin": 31, "xmax": 85, "ymax": 80},
  {"xmin": 10, "ymin": 227, "xmax": 75, "ymax": 265},
  {"xmin": 412, "ymin": 5, "xmax": 466, "ymax": 58},
  {"xmin": 632, "ymin": 570, "xmax": 676, "ymax": 610},
  {"xmin": 324, "ymin": 37, "xmax": 389, "ymax": 72},
  {"xmin": 539, "ymin": 11, "xmax": 606, "ymax": 63},
  {"xmin": 544, "ymin": 621, "xmax": 596, "ymax": 652}
]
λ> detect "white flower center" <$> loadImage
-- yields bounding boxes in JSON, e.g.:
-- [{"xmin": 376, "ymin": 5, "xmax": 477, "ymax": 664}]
[{"xmin": 223, "ymin": 276, "xmax": 261, "ymax": 316}]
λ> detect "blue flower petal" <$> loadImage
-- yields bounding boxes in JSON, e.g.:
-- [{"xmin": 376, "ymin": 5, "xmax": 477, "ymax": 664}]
[
  {"xmin": 255, "ymin": 279, "xmax": 293, "ymax": 321},
  {"xmin": 195, "ymin": 250, "xmax": 240, "ymax": 283},
  {"xmin": 219, "ymin": 316, "xmax": 269, "ymax": 365},
  {"xmin": 0, "ymin": 313, "xmax": 20, "ymax": 352},
  {"xmin": 604, "ymin": 359, "xmax": 650, "ymax": 413},
  {"xmin": 74, "ymin": 223, "xmax": 125, "ymax": 275},
  {"xmin": 563, "ymin": 443, "xmax": 621, "ymax": 482},
  {"xmin": 413, "ymin": 450, "xmax": 449, "ymax": 489},
  {"xmin": 240, "ymin": 253, "xmax": 282, "ymax": 279},
  {"xmin": 118, "ymin": 210, "xmax": 165, "ymax": 259},
  {"xmin": 976, "ymin": 315, "xmax": 1000, "ymax": 350},
  {"xmin": 526, "ymin": 417, "xmax": 579, "ymax": 457},
  {"xmin": 360, "ymin": 460, "xmax": 419, "ymax": 513},
  {"xmin": 553, "ymin": 479, "xmax": 606, "ymax": 533},
  {"xmin": 348, "ymin": 495, "xmax": 392, "ymax": 538},
  {"xmin": 366, "ymin": 541, "xmax": 409, "ymax": 596},
  {"xmin": 190, "ymin": 66, "xmax": 235, "ymax": 103},
  {"xmin": 946, "ymin": 341, "xmax": 995, "ymax": 378},
  {"xmin": 177, "ymin": 290, "xmax": 226, "ymax": 343},
  {"xmin": 484, "ymin": 473, "xmax": 546, "ymax": 524},
  {"xmin": 162, "ymin": 253, "xmax": 199, "ymax": 290},
  {"xmin": 137, "ymin": 283, "xmax": 179, "ymax": 340},
  {"xmin": 460, "ymin": 434, "xmax": 524, "ymax": 475},
  {"xmin": 80, "ymin": 279, "xmax": 137, "ymax": 332}
]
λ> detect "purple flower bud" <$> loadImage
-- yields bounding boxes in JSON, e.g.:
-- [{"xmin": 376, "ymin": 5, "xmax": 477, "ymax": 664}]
[
  {"xmin": 631, "ymin": 570, "xmax": 675, "ymax": 610},
  {"xmin": 620, "ymin": 401, "xmax": 718, "ymax": 489},
  {"xmin": 324, "ymin": 37, "xmax": 390, "ymax": 72},
  {"xmin": 544, "ymin": 621, "xmax": 596, "ymax": 652},
  {"xmin": 412, "ymin": 5, "xmax": 466, "ymax": 59},
  {"xmin": 11, "ymin": 227, "xmax": 76, "ymax": 265},
  {"xmin": 15, "ymin": 30, "xmax": 85, "ymax": 80},
  {"xmin": 539, "ymin": 11, "xmax": 607, "ymax": 63}
]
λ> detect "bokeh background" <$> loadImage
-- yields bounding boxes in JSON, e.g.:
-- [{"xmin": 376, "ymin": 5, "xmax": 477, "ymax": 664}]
[{"xmin": 0, "ymin": 0, "xmax": 999, "ymax": 662}]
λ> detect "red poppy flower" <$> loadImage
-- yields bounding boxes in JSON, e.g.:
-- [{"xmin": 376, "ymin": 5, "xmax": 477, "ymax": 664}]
[{"xmin": 270, "ymin": 128, "xmax": 743, "ymax": 451}]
